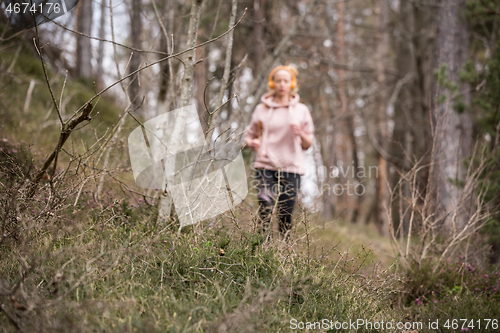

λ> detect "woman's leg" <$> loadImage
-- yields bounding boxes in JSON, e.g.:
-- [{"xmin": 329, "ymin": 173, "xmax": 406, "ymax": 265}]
[
  {"xmin": 255, "ymin": 168, "xmax": 277, "ymax": 233},
  {"xmin": 277, "ymin": 172, "xmax": 301, "ymax": 240}
]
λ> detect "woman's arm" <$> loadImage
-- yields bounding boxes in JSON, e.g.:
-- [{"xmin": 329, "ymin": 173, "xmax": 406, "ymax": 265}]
[
  {"xmin": 299, "ymin": 132, "xmax": 312, "ymax": 150},
  {"xmin": 244, "ymin": 106, "xmax": 263, "ymax": 150},
  {"xmin": 245, "ymin": 137, "xmax": 261, "ymax": 150},
  {"xmin": 290, "ymin": 124, "xmax": 312, "ymax": 150},
  {"xmin": 299, "ymin": 106, "xmax": 314, "ymax": 150}
]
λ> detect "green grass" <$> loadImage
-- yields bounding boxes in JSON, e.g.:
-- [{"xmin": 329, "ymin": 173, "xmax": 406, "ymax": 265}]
[
  {"xmin": 294, "ymin": 214, "xmax": 396, "ymax": 273},
  {"xmin": 0, "ymin": 185, "xmax": 404, "ymax": 332},
  {"xmin": 1, "ymin": 134, "xmax": 499, "ymax": 333}
]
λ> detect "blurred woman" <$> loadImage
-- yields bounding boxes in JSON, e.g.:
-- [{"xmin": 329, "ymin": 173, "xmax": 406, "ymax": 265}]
[{"xmin": 244, "ymin": 65, "xmax": 314, "ymax": 240}]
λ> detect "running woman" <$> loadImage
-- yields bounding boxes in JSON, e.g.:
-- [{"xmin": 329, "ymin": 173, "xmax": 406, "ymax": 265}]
[{"xmin": 244, "ymin": 65, "xmax": 315, "ymax": 240}]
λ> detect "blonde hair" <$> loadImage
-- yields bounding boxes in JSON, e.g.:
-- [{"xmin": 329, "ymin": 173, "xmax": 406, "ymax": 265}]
[{"xmin": 267, "ymin": 65, "xmax": 299, "ymax": 96}]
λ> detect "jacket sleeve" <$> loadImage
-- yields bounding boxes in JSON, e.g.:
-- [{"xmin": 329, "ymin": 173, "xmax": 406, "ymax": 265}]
[
  {"xmin": 244, "ymin": 104, "xmax": 261, "ymax": 141},
  {"xmin": 301, "ymin": 106, "xmax": 315, "ymax": 149}
]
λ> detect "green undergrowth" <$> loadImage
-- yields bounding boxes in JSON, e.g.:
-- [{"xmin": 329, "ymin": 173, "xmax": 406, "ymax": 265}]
[
  {"xmin": 0, "ymin": 184, "xmax": 404, "ymax": 332},
  {"xmin": 403, "ymin": 257, "xmax": 500, "ymax": 332},
  {"xmin": 0, "ymin": 32, "xmax": 126, "ymax": 162},
  {"xmin": 2, "ymin": 140, "xmax": 500, "ymax": 332}
]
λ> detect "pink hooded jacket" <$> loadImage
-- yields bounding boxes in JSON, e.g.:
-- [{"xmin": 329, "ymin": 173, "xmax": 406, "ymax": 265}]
[{"xmin": 244, "ymin": 92, "xmax": 314, "ymax": 175}]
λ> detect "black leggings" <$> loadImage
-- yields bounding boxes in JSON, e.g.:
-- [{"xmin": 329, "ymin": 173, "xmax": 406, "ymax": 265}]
[{"xmin": 254, "ymin": 168, "xmax": 301, "ymax": 237}]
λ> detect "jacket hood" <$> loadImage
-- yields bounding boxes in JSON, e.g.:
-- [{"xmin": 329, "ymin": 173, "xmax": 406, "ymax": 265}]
[{"xmin": 260, "ymin": 92, "xmax": 300, "ymax": 108}]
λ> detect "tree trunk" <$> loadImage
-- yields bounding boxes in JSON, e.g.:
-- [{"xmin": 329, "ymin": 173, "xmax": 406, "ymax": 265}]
[
  {"xmin": 214, "ymin": 0, "xmax": 238, "ymax": 137},
  {"xmin": 334, "ymin": 0, "xmax": 360, "ymax": 222},
  {"xmin": 75, "ymin": 0, "xmax": 92, "ymax": 78},
  {"xmin": 390, "ymin": 0, "xmax": 414, "ymax": 237},
  {"xmin": 373, "ymin": 0, "xmax": 389, "ymax": 236},
  {"xmin": 195, "ymin": 43, "xmax": 207, "ymax": 133},
  {"xmin": 179, "ymin": 0, "xmax": 203, "ymax": 108},
  {"xmin": 318, "ymin": 85, "xmax": 335, "ymax": 220},
  {"xmin": 390, "ymin": 0, "xmax": 435, "ymax": 237},
  {"xmin": 156, "ymin": 0, "xmax": 175, "ymax": 115},
  {"xmin": 157, "ymin": 0, "xmax": 171, "ymax": 109},
  {"xmin": 157, "ymin": 0, "xmax": 204, "ymax": 224},
  {"xmin": 96, "ymin": 0, "xmax": 106, "ymax": 89},
  {"xmin": 428, "ymin": 0, "xmax": 473, "ymax": 230},
  {"xmin": 332, "ymin": 0, "xmax": 349, "ymax": 220},
  {"xmin": 252, "ymin": 0, "xmax": 265, "ymax": 71},
  {"xmin": 412, "ymin": 2, "xmax": 435, "ymax": 206},
  {"xmin": 128, "ymin": 0, "xmax": 143, "ymax": 110},
  {"xmin": 346, "ymin": 112, "xmax": 362, "ymax": 223}
]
